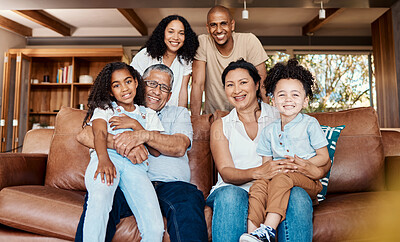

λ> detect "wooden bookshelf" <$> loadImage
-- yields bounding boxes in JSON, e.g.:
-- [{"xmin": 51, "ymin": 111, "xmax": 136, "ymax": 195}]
[{"xmin": 1, "ymin": 48, "xmax": 123, "ymax": 152}]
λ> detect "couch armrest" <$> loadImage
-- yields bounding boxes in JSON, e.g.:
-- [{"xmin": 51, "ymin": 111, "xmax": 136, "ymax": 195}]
[
  {"xmin": 22, "ymin": 129, "xmax": 54, "ymax": 154},
  {"xmin": 381, "ymin": 129, "xmax": 400, "ymax": 191},
  {"xmin": 381, "ymin": 129, "xmax": 400, "ymax": 156},
  {"xmin": 0, "ymin": 153, "xmax": 47, "ymax": 190},
  {"xmin": 385, "ymin": 156, "xmax": 400, "ymax": 191}
]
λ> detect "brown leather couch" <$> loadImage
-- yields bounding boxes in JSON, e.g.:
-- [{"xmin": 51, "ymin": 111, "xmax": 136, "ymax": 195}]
[{"xmin": 0, "ymin": 106, "xmax": 399, "ymax": 241}]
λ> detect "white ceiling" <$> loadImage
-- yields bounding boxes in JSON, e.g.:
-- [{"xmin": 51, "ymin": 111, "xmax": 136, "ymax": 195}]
[{"xmin": 0, "ymin": 7, "xmax": 389, "ymax": 38}]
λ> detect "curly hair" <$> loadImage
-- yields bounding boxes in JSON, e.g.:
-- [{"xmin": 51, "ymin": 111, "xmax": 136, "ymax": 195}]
[
  {"xmin": 144, "ymin": 15, "xmax": 199, "ymax": 64},
  {"xmin": 265, "ymin": 58, "xmax": 316, "ymax": 99},
  {"xmin": 82, "ymin": 62, "xmax": 145, "ymax": 127},
  {"xmin": 221, "ymin": 59, "xmax": 262, "ymax": 100}
]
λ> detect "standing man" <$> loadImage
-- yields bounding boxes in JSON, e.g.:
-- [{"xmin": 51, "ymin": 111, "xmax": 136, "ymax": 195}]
[
  {"xmin": 75, "ymin": 64, "xmax": 208, "ymax": 242},
  {"xmin": 190, "ymin": 5, "xmax": 268, "ymax": 115}
]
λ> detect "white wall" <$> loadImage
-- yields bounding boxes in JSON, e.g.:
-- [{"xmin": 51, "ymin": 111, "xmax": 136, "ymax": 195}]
[{"xmin": 0, "ymin": 28, "xmax": 26, "ymax": 111}]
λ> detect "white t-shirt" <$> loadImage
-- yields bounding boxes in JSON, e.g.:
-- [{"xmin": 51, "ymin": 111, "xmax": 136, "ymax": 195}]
[
  {"xmin": 130, "ymin": 48, "xmax": 192, "ymax": 106},
  {"xmin": 209, "ymin": 102, "xmax": 280, "ymax": 195},
  {"xmin": 90, "ymin": 103, "xmax": 164, "ymax": 133}
]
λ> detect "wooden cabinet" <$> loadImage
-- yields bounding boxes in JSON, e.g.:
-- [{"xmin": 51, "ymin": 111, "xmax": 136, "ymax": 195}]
[{"xmin": 1, "ymin": 48, "xmax": 123, "ymax": 152}]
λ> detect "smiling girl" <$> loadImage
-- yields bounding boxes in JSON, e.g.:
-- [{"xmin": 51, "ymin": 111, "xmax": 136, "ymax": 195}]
[
  {"xmin": 131, "ymin": 15, "xmax": 199, "ymax": 107},
  {"xmin": 81, "ymin": 62, "xmax": 164, "ymax": 242}
]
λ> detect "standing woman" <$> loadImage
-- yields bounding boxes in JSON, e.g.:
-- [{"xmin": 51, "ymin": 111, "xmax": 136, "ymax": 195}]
[
  {"xmin": 131, "ymin": 15, "xmax": 199, "ymax": 107},
  {"xmin": 207, "ymin": 59, "xmax": 330, "ymax": 242}
]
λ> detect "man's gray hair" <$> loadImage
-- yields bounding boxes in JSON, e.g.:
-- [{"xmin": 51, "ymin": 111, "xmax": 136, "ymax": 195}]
[{"xmin": 142, "ymin": 64, "xmax": 174, "ymax": 89}]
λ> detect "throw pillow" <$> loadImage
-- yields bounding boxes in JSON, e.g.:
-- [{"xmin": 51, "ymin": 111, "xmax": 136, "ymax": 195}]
[{"xmin": 317, "ymin": 125, "xmax": 346, "ymax": 202}]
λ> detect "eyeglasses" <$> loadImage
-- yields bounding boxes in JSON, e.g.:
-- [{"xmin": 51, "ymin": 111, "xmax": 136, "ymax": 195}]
[{"xmin": 144, "ymin": 80, "xmax": 171, "ymax": 93}]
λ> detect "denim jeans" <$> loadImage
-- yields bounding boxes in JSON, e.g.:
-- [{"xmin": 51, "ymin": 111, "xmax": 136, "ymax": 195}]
[
  {"xmin": 155, "ymin": 181, "xmax": 208, "ymax": 242},
  {"xmin": 206, "ymin": 185, "xmax": 313, "ymax": 242},
  {"xmin": 76, "ymin": 182, "xmax": 207, "ymax": 242},
  {"xmin": 277, "ymin": 187, "xmax": 313, "ymax": 242},
  {"xmin": 83, "ymin": 151, "xmax": 163, "ymax": 242},
  {"xmin": 75, "ymin": 186, "xmax": 133, "ymax": 242},
  {"xmin": 206, "ymin": 185, "xmax": 248, "ymax": 242}
]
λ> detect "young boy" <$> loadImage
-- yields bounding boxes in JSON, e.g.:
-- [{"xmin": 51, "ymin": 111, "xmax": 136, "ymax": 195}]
[{"xmin": 240, "ymin": 59, "xmax": 330, "ymax": 242}]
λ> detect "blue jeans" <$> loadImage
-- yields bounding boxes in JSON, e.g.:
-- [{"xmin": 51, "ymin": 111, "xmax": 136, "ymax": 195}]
[
  {"xmin": 206, "ymin": 185, "xmax": 313, "ymax": 242},
  {"xmin": 277, "ymin": 187, "xmax": 313, "ymax": 242},
  {"xmin": 75, "ymin": 182, "xmax": 208, "ymax": 242},
  {"xmin": 75, "ymin": 187, "xmax": 132, "ymax": 242},
  {"xmin": 83, "ymin": 151, "xmax": 164, "ymax": 242},
  {"xmin": 155, "ymin": 181, "xmax": 208, "ymax": 242}
]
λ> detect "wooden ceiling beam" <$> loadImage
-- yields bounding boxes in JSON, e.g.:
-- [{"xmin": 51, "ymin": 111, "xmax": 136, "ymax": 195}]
[
  {"xmin": 118, "ymin": 8, "xmax": 147, "ymax": 36},
  {"xmin": 302, "ymin": 8, "xmax": 344, "ymax": 35},
  {"xmin": 0, "ymin": 15, "xmax": 32, "ymax": 36},
  {"xmin": 13, "ymin": 10, "xmax": 70, "ymax": 36}
]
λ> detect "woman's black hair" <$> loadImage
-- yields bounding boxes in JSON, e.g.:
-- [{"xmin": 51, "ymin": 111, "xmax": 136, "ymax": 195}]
[
  {"xmin": 265, "ymin": 58, "xmax": 315, "ymax": 99},
  {"xmin": 82, "ymin": 62, "xmax": 145, "ymax": 127},
  {"xmin": 221, "ymin": 59, "xmax": 262, "ymax": 99},
  {"xmin": 144, "ymin": 15, "xmax": 199, "ymax": 64},
  {"xmin": 222, "ymin": 59, "xmax": 261, "ymax": 85}
]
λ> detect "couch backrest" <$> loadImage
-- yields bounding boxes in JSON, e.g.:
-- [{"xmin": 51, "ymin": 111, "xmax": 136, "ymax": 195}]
[
  {"xmin": 309, "ymin": 107, "xmax": 385, "ymax": 193},
  {"xmin": 45, "ymin": 107, "xmax": 89, "ymax": 190},
  {"xmin": 44, "ymin": 107, "xmax": 214, "ymax": 196},
  {"xmin": 43, "ymin": 106, "xmax": 384, "ymax": 195},
  {"xmin": 212, "ymin": 107, "xmax": 385, "ymax": 194},
  {"xmin": 188, "ymin": 114, "xmax": 213, "ymax": 197}
]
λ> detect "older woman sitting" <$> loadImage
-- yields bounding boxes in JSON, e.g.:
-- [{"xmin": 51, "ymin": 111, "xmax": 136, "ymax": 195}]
[{"xmin": 207, "ymin": 59, "xmax": 330, "ymax": 242}]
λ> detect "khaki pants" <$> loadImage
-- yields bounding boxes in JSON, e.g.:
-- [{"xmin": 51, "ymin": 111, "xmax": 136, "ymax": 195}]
[{"xmin": 248, "ymin": 173, "xmax": 322, "ymax": 226}]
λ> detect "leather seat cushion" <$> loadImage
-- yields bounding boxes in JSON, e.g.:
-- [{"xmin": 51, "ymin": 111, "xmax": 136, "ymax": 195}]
[
  {"xmin": 313, "ymin": 191, "xmax": 400, "ymax": 241},
  {"xmin": 0, "ymin": 185, "xmax": 85, "ymax": 240}
]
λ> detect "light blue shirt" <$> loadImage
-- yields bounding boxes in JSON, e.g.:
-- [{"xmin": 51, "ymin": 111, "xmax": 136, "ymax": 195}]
[
  {"xmin": 257, "ymin": 113, "xmax": 328, "ymax": 160},
  {"xmin": 147, "ymin": 106, "xmax": 193, "ymax": 183}
]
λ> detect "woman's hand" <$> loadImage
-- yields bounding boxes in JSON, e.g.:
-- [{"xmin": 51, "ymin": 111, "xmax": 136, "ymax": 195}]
[
  {"xmin": 110, "ymin": 114, "xmax": 144, "ymax": 131},
  {"xmin": 253, "ymin": 156, "xmax": 296, "ymax": 180},
  {"xmin": 94, "ymin": 158, "xmax": 117, "ymax": 186},
  {"xmin": 292, "ymin": 155, "xmax": 329, "ymax": 179}
]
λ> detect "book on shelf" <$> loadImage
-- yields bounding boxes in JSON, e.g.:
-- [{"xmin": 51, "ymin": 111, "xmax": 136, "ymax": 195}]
[{"xmin": 57, "ymin": 65, "xmax": 73, "ymax": 83}]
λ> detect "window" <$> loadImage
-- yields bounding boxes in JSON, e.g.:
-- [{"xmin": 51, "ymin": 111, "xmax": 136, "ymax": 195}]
[
  {"xmin": 264, "ymin": 50, "xmax": 375, "ymax": 113},
  {"xmin": 297, "ymin": 53, "xmax": 375, "ymax": 113}
]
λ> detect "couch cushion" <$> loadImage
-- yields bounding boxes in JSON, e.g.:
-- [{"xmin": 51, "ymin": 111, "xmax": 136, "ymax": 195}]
[
  {"xmin": 313, "ymin": 191, "xmax": 400, "ymax": 241},
  {"xmin": 309, "ymin": 107, "xmax": 385, "ymax": 193},
  {"xmin": 0, "ymin": 186, "xmax": 85, "ymax": 240},
  {"xmin": 45, "ymin": 107, "xmax": 89, "ymax": 191},
  {"xmin": 111, "ymin": 205, "xmax": 212, "ymax": 242},
  {"xmin": 0, "ymin": 224, "xmax": 70, "ymax": 241},
  {"xmin": 0, "ymin": 184, "xmax": 212, "ymax": 242}
]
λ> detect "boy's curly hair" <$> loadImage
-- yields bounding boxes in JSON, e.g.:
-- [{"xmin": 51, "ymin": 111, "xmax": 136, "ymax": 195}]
[
  {"xmin": 82, "ymin": 62, "xmax": 145, "ymax": 127},
  {"xmin": 265, "ymin": 58, "xmax": 316, "ymax": 99},
  {"xmin": 144, "ymin": 15, "xmax": 199, "ymax": 64}
]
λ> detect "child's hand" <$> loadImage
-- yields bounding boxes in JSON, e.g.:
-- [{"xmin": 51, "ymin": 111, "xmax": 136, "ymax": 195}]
[
  {"xmin": 94, "ymin": 159, "xmax": 117, "ymax": 186},
  {"xmin": 292, "ymin": 155, "xmax": 323, "ymax": 179},
  {"xmin": 110, "ymin": 114, "xmax": 144, "ymax": 131}
]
